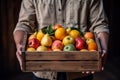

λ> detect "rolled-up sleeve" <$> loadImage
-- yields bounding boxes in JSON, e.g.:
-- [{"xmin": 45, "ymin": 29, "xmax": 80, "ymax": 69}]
[
  {"xmin": 89, "ymin": 0, "xmax": 109, "ymax": 34},
  {"xmin": 13, "ymin": 0, "xmax": 36, "ymax": 34}
]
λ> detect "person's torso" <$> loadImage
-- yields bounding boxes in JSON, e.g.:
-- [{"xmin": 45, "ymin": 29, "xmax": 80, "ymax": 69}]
[{"xmin": 33, "ymin": 0, "xmax": 90, "ymax": 32}]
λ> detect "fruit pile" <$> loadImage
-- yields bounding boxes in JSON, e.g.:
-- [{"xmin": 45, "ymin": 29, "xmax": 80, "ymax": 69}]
[{"xmin": 26, "ymin": 24, "xmax": 98, "ymax": 52}]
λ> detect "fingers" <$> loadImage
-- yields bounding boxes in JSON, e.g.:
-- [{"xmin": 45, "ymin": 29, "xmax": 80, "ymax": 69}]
[
  {"xmin": 102, "ymin": 50, "xmax": 107, "ymax": 57},
  {"xmin": 102, "ymin": 67, "xmax": 104, "ymax": 71},
  {"xmin": 16, "ymin": 51, "xmax": 23, "ymax": 70},
  {"xmin": 16, "ymin": 44, "xmax": 24, "ymax": 70},
  {"xmin": 82, "ymin": 71, "xmax": 95, "ymax": 74}
]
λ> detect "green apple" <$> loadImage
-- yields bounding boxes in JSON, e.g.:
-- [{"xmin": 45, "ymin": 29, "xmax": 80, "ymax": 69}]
[
  {"xmin": 62, "ymin": 36, "xmax": 75, "ymax": 45},
  {"xmin": 63, "ymin": 44, "xmax": 76, "ymax": 51}
]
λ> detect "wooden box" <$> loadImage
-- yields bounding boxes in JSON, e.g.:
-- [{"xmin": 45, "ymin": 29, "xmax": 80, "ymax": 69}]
[{"xmin": 22, "ymin": 33, "xmax": 102, "ymax": 72}]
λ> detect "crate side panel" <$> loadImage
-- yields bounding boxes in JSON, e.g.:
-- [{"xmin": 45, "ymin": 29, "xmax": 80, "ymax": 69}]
[
  {"xmin": 25, "ymin": 51, "xmax": 100, "ymax": 61},
  {"xmin": 24, "ymin": 61, "xmax": 101, "ymax": 72}
]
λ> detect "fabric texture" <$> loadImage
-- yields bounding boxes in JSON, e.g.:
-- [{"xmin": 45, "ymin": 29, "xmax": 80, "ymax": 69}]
[{"xmin": 14, "ymin": 0, "xmax": 109, "ymax": 34}]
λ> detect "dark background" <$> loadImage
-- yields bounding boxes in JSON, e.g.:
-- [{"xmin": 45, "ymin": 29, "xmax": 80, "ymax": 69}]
[{"xmin": 0, "ymin": 0, "xmax": 120, "ymax": 80}]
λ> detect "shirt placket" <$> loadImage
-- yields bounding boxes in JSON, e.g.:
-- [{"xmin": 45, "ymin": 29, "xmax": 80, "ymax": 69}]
[{"xmin": 56, "ymin": 0, "xmax": 64, "ymax": 25}]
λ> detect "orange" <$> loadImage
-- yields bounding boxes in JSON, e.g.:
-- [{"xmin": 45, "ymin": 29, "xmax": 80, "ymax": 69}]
[
  {"xmin": 88, "ymin": 42, "xmax": 97, "ymax": 51},
  {"xmin": 36, "ymin": 30, "xmax": 45, "ymax": 41},
  {"xmin": 55, "ymin": 27, "xmax": 66, "ymax": 40},
  {"xmin": 84, "ymin": 32, "xmax": 94, "ymax": 39},
  {"xmin": 69, "ymin": 30, "xmax": 80, "ymax": 39}
]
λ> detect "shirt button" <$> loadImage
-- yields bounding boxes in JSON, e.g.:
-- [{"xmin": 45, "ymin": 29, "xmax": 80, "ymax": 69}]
[
  {"xmin": 62, "ymin": 19, "xmax": 64, "ymax": 22},
  {"xmin": 58, "ymin": 8, "xmax": 61, "ymax": 11}
]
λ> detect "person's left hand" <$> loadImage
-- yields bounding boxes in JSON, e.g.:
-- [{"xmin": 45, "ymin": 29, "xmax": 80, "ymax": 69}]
[
  {"xmin": 97, "ymin": 32, "xmax": 109, "ymax": 71},
  {"xmin": 101, "ymin": 50, "xmax": 107, "ymax": 70},
  {"xmin": 82, "ymin": 32, "xmax": 109, "ymax": 74},
  {"xmin": 82, "ymin": 71, "xmax": 95, "ymax": 74}
]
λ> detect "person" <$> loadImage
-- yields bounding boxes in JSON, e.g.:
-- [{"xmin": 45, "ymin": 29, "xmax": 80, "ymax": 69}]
[{"xmin": 13, "ymin": 0, "xmax": 109, "ymax": 80}]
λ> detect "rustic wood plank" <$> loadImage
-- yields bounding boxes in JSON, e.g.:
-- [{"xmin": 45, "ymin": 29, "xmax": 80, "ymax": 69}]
[
  {"xmin": 24, "ymin": 51, "xmax": 100, "ymax": 60},
  {"xmin": 24, "ymin": 61, "xmax": 101, "ymax": 72}
]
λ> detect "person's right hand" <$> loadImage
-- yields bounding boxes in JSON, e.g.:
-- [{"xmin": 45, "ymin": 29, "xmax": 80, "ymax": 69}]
[{"xmin": 16, "ymin": 44, "xmax": 23, "ymax": 70}]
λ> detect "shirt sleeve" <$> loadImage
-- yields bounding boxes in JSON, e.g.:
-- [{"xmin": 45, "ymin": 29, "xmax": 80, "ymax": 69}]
[
  {"xmin": 89, "ymin": 0, "xmax": 109, "ymax": 34},
  {"xmin": 13, "ymin": 0, "xmax": 36, "ymax": 34}
]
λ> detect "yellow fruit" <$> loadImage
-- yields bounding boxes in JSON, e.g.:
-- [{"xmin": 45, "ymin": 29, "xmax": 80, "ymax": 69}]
[
  {"xmin": 41, "ymin": 34, "xmax": 52, "ymax": 47},
  {"xmin": 27, "ymin": 47, "xmax": 36, "ymax": 52},
  {"xmin": 86, "ymin": 38, "xmax": 95, "ymax": 44},
  {"xmin": 89, "ymin": 50, "xmax": 97, "ymax": 51},
  {"xmin": 36, "ymin": 46, "xmax": 48, "ymax": 51},
  {"xmin": 53, "ymin": 48, "xmax": 61, "ymax": 51},
  {"xmin": 36, "ymin": 30, "xmax": 45, "ymax": 41},
  {"xmin": 28, "ymin": 32, "xmax": 37, "ymax": 40},
  {"xmin": 55, "ymin": 27, "xmax": 66, "ymax": 40},
  {"xmin": 80, "ymin": 49, "xmax": 88, "ymax": 52},
  {"xmin": 69, "ymin": 30, "xmax": 80, "ymax": 39},
  {"xmin": 62, "ymin": 36, "xmax": 75, "ymax": 45},
  {"xmin": 66, "ymin": 27, "xmax": 71, "ymax": 34}
]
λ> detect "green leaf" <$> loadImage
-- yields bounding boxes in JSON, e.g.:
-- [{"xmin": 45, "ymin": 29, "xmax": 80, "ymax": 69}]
[
  {"xmin": 71, "ymin": 27, "xmax": 80, "ymax": 32},
  {"xmin": 41, "ymin": 26, "xmax": 48, "ymax": 34},
  {"xmin": 48, "ymin": 25, "xmax": 55, "ymax": 36}
]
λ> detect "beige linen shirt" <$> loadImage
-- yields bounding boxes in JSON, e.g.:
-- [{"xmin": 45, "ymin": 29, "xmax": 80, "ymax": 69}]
[
  {"xmin": 14, "ymin": 0, "xmax": 109, "ymax": 34},
  {"xmin": 14, "ymin": 0, "xmax": 109, "ymax": 80}
]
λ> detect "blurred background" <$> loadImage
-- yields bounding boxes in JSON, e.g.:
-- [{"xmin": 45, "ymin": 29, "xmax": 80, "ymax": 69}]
[{"xmin": 0, "ymin": 0, "xmax": 120, "ymax": 80}]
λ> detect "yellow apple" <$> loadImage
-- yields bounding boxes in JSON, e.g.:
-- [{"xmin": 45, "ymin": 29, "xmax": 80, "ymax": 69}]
[
  {"xmin": 36, "ymin": 46, "xmax": 48, "ymax": 51},
  {"xmin": 27, "ymin": 47, "xmax": 36, "ymax": 52},
  {"xmin": 86, "ymin": 38, "xmax": 95, "ymax": 44},
  {"xmin": 80, "ymin": 49, "xmax": 88, "ymax": 52},
  {"xmin": 62, "ymin": 36, "xmax": 75, "ymax": 45}
]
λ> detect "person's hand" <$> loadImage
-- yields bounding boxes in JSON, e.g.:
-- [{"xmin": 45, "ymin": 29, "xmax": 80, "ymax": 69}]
[
  {"xmin": 101, "ymin": 50, "xmax": 107, "ymax": 71},
  {"xmin": 97, "ymin": 32, "xmax": 109, "ymax": 71},
  {"xmin": 82, "ymin": 71, "xmax": 95, "ymax": 74},
  {"xmin": 81, "ymin": 32, "xmax": 109, "ymax": 74},
  {"xmin": 16, "ymin": 44, "xmax": 24, "ymax": 70}
]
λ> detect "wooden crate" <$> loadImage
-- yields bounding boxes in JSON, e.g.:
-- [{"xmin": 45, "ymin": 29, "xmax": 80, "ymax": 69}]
[{"xmin": 22, "ymin": 33, "xmax": 102, "ymax": 72}]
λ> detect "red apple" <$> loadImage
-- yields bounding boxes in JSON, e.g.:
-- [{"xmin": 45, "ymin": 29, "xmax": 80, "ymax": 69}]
[
  {"xmin": 53, "ymin": 24, "xmax": 62, "ymax": 30},
  {"xmin": 52, "ymin": 40, "xmax": 64, "ymax": 50},
  {"xmin": 28, "ymin": 38, "xmax": 40, "ymax": 49},
  {"xmin": 75, "ymin": 37, "xmax": 87, "ymax": 50}
]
